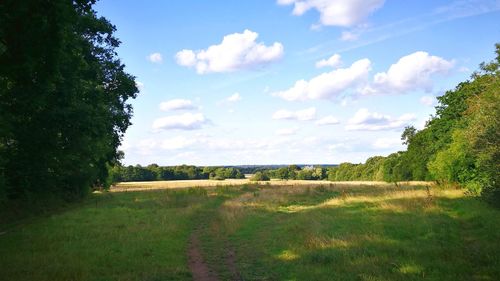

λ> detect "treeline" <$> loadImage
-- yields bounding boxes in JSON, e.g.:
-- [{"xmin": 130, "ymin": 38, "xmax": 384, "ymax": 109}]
[
  {"xmin": 0, "ymin": 1, "xmax": 136, "ymax": 203},
  {"xmin": 262, "ymin": 45, "xmax": 499, "ymax": 205},
  {"xmin": 401, "ymin": 45, "xmax": 499, "ymax": 204},
  {"xmin": 253, "ymin": 160, "xmax": 388, "ymax": 182},
  {"xmin": 248, "ymin": 45, "xmax": 500, "ymax": 206},
  {"xmin": 236, "ymin": 164, "xmax": 337, "ymax": 175},
  {"xmin": 266, "ymin": 165, "xmax": 326, "ymax": 180},
  {"xmin": 109, "ymin": 165, "xmax": 245, "ymax": 182}
]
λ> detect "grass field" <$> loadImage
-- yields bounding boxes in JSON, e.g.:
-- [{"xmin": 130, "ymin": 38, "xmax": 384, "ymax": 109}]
[{"xmin": 1, "ymin": 182, "xmax": 499, "ymax": 281}]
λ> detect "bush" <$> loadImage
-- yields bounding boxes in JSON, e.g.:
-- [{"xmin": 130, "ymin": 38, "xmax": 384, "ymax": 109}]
[{"xmin": 250, "ymin": 172, "xmax": 270, "ymax": 181}]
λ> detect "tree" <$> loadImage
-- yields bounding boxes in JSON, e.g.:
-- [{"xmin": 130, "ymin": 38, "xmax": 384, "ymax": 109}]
[
  {"xmin": 462, "ymin": 45, "xmax": 500, "ymax": 203},
  {"xmin": 401, "ymin": 126, "xmax": 417, "ymax": 145},
  {"xmin": 250, "ymin": 172, "xmax": 270, "ymax": 181},
  {"xmin": 0, "ymin": 0, "xmax": 137, "ymax": 201},
  {"xmin": 428, "ymin": 130, "xmax": 475, "ymax": 185}
]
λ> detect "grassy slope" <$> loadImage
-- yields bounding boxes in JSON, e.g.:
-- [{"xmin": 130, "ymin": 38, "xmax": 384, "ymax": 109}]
[
  {"xmin": 0, "ymin": 188, "xmax": 215, "ymax": 281},
  {"xmin": 1, "ymin": 184, "xmax": 499, "ymax": 281}
]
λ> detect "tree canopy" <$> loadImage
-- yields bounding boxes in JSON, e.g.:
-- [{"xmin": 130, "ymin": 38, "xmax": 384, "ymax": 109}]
[{"xmin": 0, "ymin": 0, "xmax": 137, "ymax": 203}]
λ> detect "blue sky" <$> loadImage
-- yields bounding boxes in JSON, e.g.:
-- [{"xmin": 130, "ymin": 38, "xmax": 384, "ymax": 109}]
[{"xmin": 94, "ymin": 0, "xmax": 500, "ymax": 166}]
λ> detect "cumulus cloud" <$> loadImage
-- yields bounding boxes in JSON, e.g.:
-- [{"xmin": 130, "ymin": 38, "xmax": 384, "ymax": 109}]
[
  {"xmin": 175, "ymin": 30, "xmax": 284, "ymax": 74},
  {"xmin": 152, "ymin": 113, "xmax": 208, "ymax": 131},
  {"xmin": 277, "ymin": 0, "xmax": 385, "ymax": 27},
  {"xmin": 159, "ymin": 99, "xmax": 196, "ymax": 111},
  {"xmin": 315, "ymin": 53, "xmax": 342, "ymax": 68},
  {"xmin": 420, "ymin": 95, "xmax": 436, "ymax": 107},
  {"xmin": 276, "ymin": 127, "xmax": 299, "ymax": 136},
  {"xmin": 272, "ymin": 107, "xmax": 316, "ymax": 121},
  {"xmin": 273, "ymin": 59, "xmax": 371, "ymax": 101},
  {"xmin": 147, "ymin": 52, "xmax": 163, "ymax": 63},
  {"xmin": 175, "ymin": 50, "xmax": 196, "ymax": 66},
  {"xmin": 315, "ymin": 115, "xmax": 340, "ymax": 126},
  {"xmin": 362, "ymin": 51, "xmax": 454, "ymax": 95},
  {"xmin": 226, "ymin": 92, "xmax": 242, "ymax": 102},
  {"xmin": 346, "ymin": 108, "xmax": 416, "ymax": 131}
]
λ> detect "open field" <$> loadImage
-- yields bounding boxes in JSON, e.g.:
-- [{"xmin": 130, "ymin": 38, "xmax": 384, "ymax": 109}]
[
  {"xmin": 112, "ymin": 179, "xmax": 432, "ymax": 192},
  {"xmin": 1, "ymin": 183, "xmax": 499, "ymax": 281}
]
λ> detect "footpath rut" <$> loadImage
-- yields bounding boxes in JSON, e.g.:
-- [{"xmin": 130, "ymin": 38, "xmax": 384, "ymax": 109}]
[{"xmin": 187, "ymin": 195, "xmax": 244, "ymax": 281}]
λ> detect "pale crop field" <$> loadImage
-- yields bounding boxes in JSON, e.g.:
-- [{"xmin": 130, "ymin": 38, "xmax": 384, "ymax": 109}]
[{"xmin": 112, "ymin": 179, "xmax": 431, "ymax": 192}]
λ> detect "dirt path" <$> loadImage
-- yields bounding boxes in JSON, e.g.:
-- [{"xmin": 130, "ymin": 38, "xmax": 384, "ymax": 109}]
[
  {"xmin": 187, "ymin": 193, "xmax": 245, "ymax": 281},
  {"xmin": 188, "ymin": 232, "xmax": 219, "ymax": 281},
  {"xmin": 188, "ymin": 233, "xmax": 244, "ymax": 281},
  {"xmin": 225, "ymin": 246, "xmax": 243, "ymax": 281}
]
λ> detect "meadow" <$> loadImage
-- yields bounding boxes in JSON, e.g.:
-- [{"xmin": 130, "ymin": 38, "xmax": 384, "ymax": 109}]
[{"xmin": 1, "ymin": 181, "xmax": 499, "ymax": 281}]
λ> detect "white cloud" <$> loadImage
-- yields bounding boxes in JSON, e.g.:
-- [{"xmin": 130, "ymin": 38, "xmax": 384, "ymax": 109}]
[
  {"xmin": 315, "ymin": 53, "xmax": 342, "ymax": 68},
  {"xmin": 276, "ymin": 127, "xmax": 299, "ymax": 136},
  {"xmin": 160, "ymin": 136, "xmax": 197, "ymax": 150},
  {"xmin": 152, "ymin": 113, "xmax": 208, "ymax": 131},
  {"xmin": 272, "ymin": 107, "xmax": 316, "ymax": 121},
  {"xmin": 273, "ymin": 59, "xmax": 371, "ymax": 101},
  {"xmin": 346, "ymin": 108, "xmax": 416, "ymax": 131},
  {"xmin": 372, "ymin": 138, "xmax": 402, "ymax": 149},
  {"xmin": 420, "ymin": 95, "xmax": 436, "ymax": 107},
  {"xmin": 226, "ymin": 92, "xmax": 242, "ymax": 102},
  {"xmin": 277, "ymin": 0, "xmax": 385, "ymax": 27},
  {"xmin": 147, "ymin": 52, "xmax": 163, "ymax": 63},
  {"xmin": 159, "ymin": 99, "xmax": 196, "ymax": 111},
  {"xmin": 340, "ymin": 31, "xmax": 359, "ymax": 41},
  {"xmin": 315, "ymin": 115, "xmax": 340, "ymax": 126},
  {"xmin": 362, "ymin": 51, "xmax": 454, "ymax": 95},
  {"xmin": 175, "ymin": 50, "xmax": 196, "ymax": 66},
  {"xmin": 175, "ymin": 29, "xmax": 284, "ymax": 74}
]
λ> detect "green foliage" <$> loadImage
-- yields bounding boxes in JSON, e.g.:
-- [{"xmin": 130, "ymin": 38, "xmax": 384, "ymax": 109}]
[
  {"xmin": 108, "ymin": 164, "xmax": 245, "ymax": 182},
  {"xmin": 462, "ymin": 52, "xmax": 500, "ymax": 203},
  {"xmin": 401, "ymin": 126, "xmax": 417, "ymax": 145},
  {"xmin": 250, "ymin": 171, "xmax": 270, "ymax": 181},
  {"xmin": 267, "ymin": 165, "xmax": 301, "ymax": 180},
  {"xmin": 0, "ymin": 0, "xmax": 137, "ymax": 202},
  {"xmin": 428, "ymin": 130, "xmax": 475, "ymax": 184}
]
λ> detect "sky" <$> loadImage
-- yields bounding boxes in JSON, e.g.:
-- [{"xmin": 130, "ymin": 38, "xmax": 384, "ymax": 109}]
[{"xmin": 94, "ymin": 0, "xmax": 500, "ymax": 166}]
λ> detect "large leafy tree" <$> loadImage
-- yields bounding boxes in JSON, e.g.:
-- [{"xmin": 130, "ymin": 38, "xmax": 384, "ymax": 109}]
[{"xmin": 0, "ymin": 0, "xmax": 137, "ymax": 202}]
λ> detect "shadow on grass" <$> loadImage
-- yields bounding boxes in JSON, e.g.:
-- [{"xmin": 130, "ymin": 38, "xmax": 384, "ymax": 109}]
[{"xmin": 214, "ymin": 191, "xmax": 500, "ymax": 281}]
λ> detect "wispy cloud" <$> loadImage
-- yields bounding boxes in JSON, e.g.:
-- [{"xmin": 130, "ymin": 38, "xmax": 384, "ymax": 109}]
[{"xmin": 301, "ymin": 0, "xmax": 500, "ymax": 60}]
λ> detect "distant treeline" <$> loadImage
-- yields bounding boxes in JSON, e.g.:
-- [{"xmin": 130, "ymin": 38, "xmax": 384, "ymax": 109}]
[
  {"xmin": 109, "ymin": 165, "xmax": 245, "ymax": 182},
  {"xmin": 250, "ymin": 159, "xmax": 399, "ymax": 182},
  {"xmin": 235, "ymin": 164, "xmax": 337, "ymax": 175}
]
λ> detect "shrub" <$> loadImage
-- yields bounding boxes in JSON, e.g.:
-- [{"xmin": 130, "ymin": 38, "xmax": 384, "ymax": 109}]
[{"xmin": 250, "ymin": 172, "xmax": 270, "ymax": 181}]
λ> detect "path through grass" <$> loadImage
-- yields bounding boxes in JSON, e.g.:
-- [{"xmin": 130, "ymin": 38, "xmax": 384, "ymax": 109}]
[{"xmin": 1, "ymin": 183, "xmax": 499, "ymax": 281}]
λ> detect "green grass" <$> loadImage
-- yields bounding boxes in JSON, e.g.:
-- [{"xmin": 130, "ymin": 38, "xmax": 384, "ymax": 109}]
[
  {"xmin": 0, "ymin": 188, "xmax": 214, "ymax": 281},
  {"xmin": 1, "ymin": 184, "xmax": 499, "ymax": 281}
]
